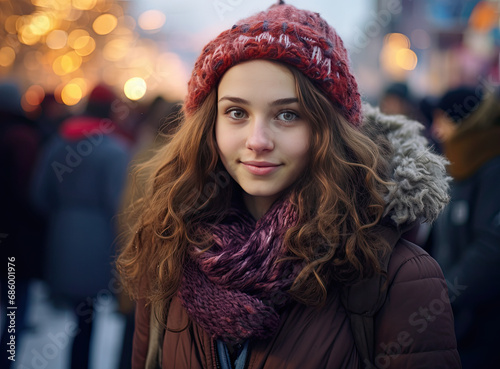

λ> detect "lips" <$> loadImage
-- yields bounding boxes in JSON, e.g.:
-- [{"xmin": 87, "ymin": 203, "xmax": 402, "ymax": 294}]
[{"xmin": 240, "ymin": 161, "xmax": 281, "ymax": 176}]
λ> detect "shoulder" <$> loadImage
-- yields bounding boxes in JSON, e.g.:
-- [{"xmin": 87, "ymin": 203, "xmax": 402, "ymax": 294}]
[
  {"xmin": 373, "ymin": 239, "xmax": 461, "ymax": 367},
  {"xmin": 386, "ymin": 239, "xmax": 444, "ymax": 283}
]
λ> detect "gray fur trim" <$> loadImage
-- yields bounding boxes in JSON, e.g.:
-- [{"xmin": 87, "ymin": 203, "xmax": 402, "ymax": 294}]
[{"xmin": 362, "ymin": 104, "xmax": 451, "ymax": 226}]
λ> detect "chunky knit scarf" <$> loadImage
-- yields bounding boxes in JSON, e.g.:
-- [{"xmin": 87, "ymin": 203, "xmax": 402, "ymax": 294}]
[{"xmin": 178, "ymin": 198, "xmax": 301, "ymax": 343}]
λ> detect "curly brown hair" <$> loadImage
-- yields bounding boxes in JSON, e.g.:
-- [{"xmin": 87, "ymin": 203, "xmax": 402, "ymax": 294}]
[{"xmin": 116, "ymin": 62, "xmax": 393, "ymax": 310}]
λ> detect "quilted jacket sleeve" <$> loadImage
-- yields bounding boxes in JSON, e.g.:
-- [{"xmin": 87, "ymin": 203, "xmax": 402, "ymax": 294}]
[
  {"xmin": 373, "ymin": 240, "xmax": 462, "ymax": 369},
  {"xmin": 132, "ymin": 299, "xmax": 151, "ymax": 369}
]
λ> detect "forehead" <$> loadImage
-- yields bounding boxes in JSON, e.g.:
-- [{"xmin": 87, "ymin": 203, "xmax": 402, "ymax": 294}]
[{"xmin": 217, "ymin": 60, "xmax": 296, "ymax": 101}]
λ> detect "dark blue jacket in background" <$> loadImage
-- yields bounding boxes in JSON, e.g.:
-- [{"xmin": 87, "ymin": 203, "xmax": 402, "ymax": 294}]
[{"xmin": 32, "ymin": 116, "xmax": 130, "ymax": 302}]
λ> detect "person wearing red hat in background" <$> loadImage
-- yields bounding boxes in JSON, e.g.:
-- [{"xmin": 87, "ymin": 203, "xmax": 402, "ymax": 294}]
[
  {"xmin": 428, "ymin": 86, "xmax": 500, "ymax": 369},
  {"xmin": 117, "ymin": 2, "xmax": 460, "ymax": 368},
  {"xmin": 32, "ymin": 83, "xmax": 130, "ymax": 369}
]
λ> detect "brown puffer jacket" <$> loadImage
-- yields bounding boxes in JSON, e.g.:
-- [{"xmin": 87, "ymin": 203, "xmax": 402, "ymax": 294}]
[
  {"xmin": 131, "ymin": 106, "xmax": 461, "ymax": 368},
  {"xmin": 132, "ymin": 239, "xmax": 461, "ymax": 368}
]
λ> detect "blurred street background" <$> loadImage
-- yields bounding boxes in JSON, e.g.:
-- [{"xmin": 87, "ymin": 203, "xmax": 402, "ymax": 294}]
[{"xmin": 1, "ymin": 0, "xmax": 499, "ymax": 368}]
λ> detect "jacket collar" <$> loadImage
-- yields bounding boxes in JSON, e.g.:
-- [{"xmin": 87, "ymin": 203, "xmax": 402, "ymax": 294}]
[{"xmin": 362, "ymin": 104, "xmax": 450, "ymax": 227}]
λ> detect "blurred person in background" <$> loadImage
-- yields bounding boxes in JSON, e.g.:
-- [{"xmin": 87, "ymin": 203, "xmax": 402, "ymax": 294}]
[
  {"xmin": 429, "ymin": 85, "xmax": 500, "ymax": 368},
  {"xmin": 37, "ymin": 93, "xmax": 70, "ymax": 143},
  {"xmin": 379, "ymin": 81, "xmax": 419, "ymax": 120},
  {"xmin": 0, "ymin": 81, "xmax": 46, "ymax": 369},
  {"xmin": 32, "ymin": 83, "xmax": 130, "ymax": 369}
]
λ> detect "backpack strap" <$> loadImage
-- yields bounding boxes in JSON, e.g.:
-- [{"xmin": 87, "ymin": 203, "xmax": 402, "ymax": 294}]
[
  {"xmin": 145, "ymin": 302, "xmax": 168, "ymax": 369},
  {"xmin": 340, "ymin": 225, "xmax": 402, "ymax": 366}
]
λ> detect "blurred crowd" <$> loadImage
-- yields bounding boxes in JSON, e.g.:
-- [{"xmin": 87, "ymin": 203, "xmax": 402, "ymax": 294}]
[{"xmin": 0, "ymin": 81, "xmax": 181, "ymax": 369}]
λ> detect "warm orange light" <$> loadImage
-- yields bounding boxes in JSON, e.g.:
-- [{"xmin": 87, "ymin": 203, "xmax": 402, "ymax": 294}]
[
  {"xmin": 73, "ymin": 35, "xmax": 96, "ymax": 56},
  {"xmin": 65, "ymin": 8, "xmax": 83, "ymax": 22},
  {"xmin": 21, "ymin": 96, "xmax": 40, "ymax": 113},
  {"xmin": 68, "ymin": 29, "xmax": 89, "ymax": 48},
  {"xmin": 384, "ymin": 33, "xmax": 411, "ymax": 49},
  {"xmin": 5, "ymin": 16, "xmax": 19, "ymax": 34},
  {"xmin": 68, "ymin": 77, "xmax": 88, "ymax": 96},
  {"xmin": 46, "ymin": 30, "xmax": 68, "ymax": 49},
  {"xmin": 93, "ymin": 14, "xmax": 118, "ymax": 35},
  {"xmin": 72, "ymin": 0, "xmax": 97, "ymax": 11},
  {"xmin": 124, "ymin": 77, "xmax": 147, "ymax": 100},
  {"xmin": 25, "ymin": 85, "xmax": 46, "ymax": 106},
  {"xmin": 469, "ymin": 1, "xmax": 499, "ymax": 32},
  {"xmin": 380, "ymin": 32, "xmax": 418, "ymax": 77},
  {"xmin": 119, "ymin": 15, "xmax": 137, "ymax": 31},
  {"xmin": 30, "ymin": 12, "xmax": 52, "ymax": 35},
  {"xmin": 53, "ymin": 51, "xmax": 82, "ymax": 75},
  {"xmin": 396, "ymin": 49, "xmax": 418, "ymax": 71},
  {"xmin": 61, "ymin": 83, "xmax": 83, "ymax": 105},
  {"xmin": 0, "ymin": 47, "xmax": 16, "ymax": 67},
  {"xmin": 103, "ymin": 38, "xmax": 130, "ymax": 61},
  {"xmin": 138, "ymin": 10, "xmax": 166, "ymax": 32},
  {"xmin": 19, "ymin": 25, "xmax": 41, "ymax": 45}
]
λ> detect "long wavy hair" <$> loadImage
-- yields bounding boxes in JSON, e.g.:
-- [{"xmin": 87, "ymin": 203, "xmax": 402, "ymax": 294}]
[{"xmin": 116, "ymin": 62, "xmax": 393, "ymax": 311}]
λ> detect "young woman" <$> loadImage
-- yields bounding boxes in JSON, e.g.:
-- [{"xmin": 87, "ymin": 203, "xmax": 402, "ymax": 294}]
[{"xmin": 117, "ymin": 2, "xmax": 461, "ymax": 368}]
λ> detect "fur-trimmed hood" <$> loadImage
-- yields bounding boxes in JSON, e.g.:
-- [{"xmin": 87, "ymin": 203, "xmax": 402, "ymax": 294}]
[{"xmin": 362, "ymin": 104, "xmax": 450, "ymax": 227}]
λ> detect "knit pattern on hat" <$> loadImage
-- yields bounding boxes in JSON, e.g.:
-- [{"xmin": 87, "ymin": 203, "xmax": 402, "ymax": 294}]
[
  {"xmin": 185, "ymin": 2, "xmax": 362, "ymax": 126},
  {"xmin": 178, "ymin": 198, "xmax": 302, "ymax": 343}
]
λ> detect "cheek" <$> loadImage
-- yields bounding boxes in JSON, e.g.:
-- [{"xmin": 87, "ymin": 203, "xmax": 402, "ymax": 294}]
[
  {"xmin": 215, "ymin": 121, "xmax": 235, "ymax": 162},
  {"xmin": 288, "ymin": 130, "xmax": 311, "ymax": 160}
]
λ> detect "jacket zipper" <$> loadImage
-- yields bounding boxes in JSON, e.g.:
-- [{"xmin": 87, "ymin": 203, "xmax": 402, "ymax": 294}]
[{"xmin": 212, "ymin": 340, "xmax": 221, "ymax": 369}]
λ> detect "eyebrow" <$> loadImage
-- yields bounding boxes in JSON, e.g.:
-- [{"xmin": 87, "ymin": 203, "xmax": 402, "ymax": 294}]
[{"xmin": 218, "ymin": 96, "xmax": 299, "ymax": 107}]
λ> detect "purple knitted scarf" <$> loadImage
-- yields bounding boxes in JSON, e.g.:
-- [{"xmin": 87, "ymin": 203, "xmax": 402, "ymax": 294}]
[{"xmin": 178, "ymin": 198, "xmax": 301, "ymax": 343}]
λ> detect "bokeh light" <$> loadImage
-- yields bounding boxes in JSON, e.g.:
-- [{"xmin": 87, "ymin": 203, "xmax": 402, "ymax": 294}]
[
  {"xmin": 1, "ymin": 0, "xmax": 199, "ymax": 107},
  {"xmin": 469, "ymin": 1, "xmax": 499, "ymax": 32},
  {"xmin": 30, "ymin": 12, "xmax": 52, "ymax": 35},
  {"xmin": 73, "ymin": 35, "xmax": 96, "ymax": 56},
  {"xmin": 124, "ymin": 77, "xmax": 147, "ymax": 100},
  {"xmin": 46, "ymin": 30, "xmax": 68, "ymax": 49},
  {"xmin": 138, "ymin": 10, "xmax": 166, "ymax": 32},
  {"xmin": 52, "ymin": 51, "xmax": 82, "ymax": 75},
  {"xmin": 0, "ymin": 46, "xmax": 16, "ymax": 67},
  {"xmin": 396, "ymin": 49, "xmax": 418, "ymax": 70},
  {"xmin": 5, "ymin": 16, "xmax": 20, "ymax": 34},
  {"xmin": 19, "ymin": 24, "xmax": 41, "ymax": 45},
  {"xmin": 68, "ymin": 77, "xmax": 89, "ymax": 96},
  {"xmin": 384, "ymin": 33, "xmax": 410, "ymax": 49},
  {"xmin": 93, "ymin": 14, "xmax": 118, "ymax": 35},
  {"xmin": 25, "ymin": 84, "xmax": 46, "ymax": 105},
  {"xmin": 61, "ymin": 82, "xmax": 83, "ymax": 105},
  {"xmin": 380, "ymin": 32, "xmax": 418, "ymax": 77},
  {"xmin": 103, "ymin": 38, "xmax": 131, "ymax": 61},
  {"xmin": 68, "ymin": 29, "xmax": 89, "ymax": 48},
  {"xmin": 72, "ymin": 0, "xmax": 97, "ymax": 11}
]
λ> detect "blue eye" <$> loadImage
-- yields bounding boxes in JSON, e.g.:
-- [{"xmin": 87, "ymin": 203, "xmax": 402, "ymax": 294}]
[
  {"xmin": 277, "ymin": 111, "xmax": 298, "ymax": 122},
  {"xmin": 227, "ymin": 109, "xmax": 247, "ymax": 120}
]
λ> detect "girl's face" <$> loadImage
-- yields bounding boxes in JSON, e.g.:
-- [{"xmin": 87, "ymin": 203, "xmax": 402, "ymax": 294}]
[{"xmin": 215, "ymin": 60, "xmax": 311, "ymax": 219}]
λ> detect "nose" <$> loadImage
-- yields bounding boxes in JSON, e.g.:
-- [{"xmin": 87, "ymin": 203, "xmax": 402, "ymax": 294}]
[{"xmin": 245, "ymin": 119, "xmax": 274, "ymax": 152}]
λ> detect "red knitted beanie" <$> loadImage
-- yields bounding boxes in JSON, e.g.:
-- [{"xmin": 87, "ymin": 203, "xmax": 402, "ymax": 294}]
[{"xmin": 185, "ymin": 0, "xmax": 362, "ymax": 126}]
